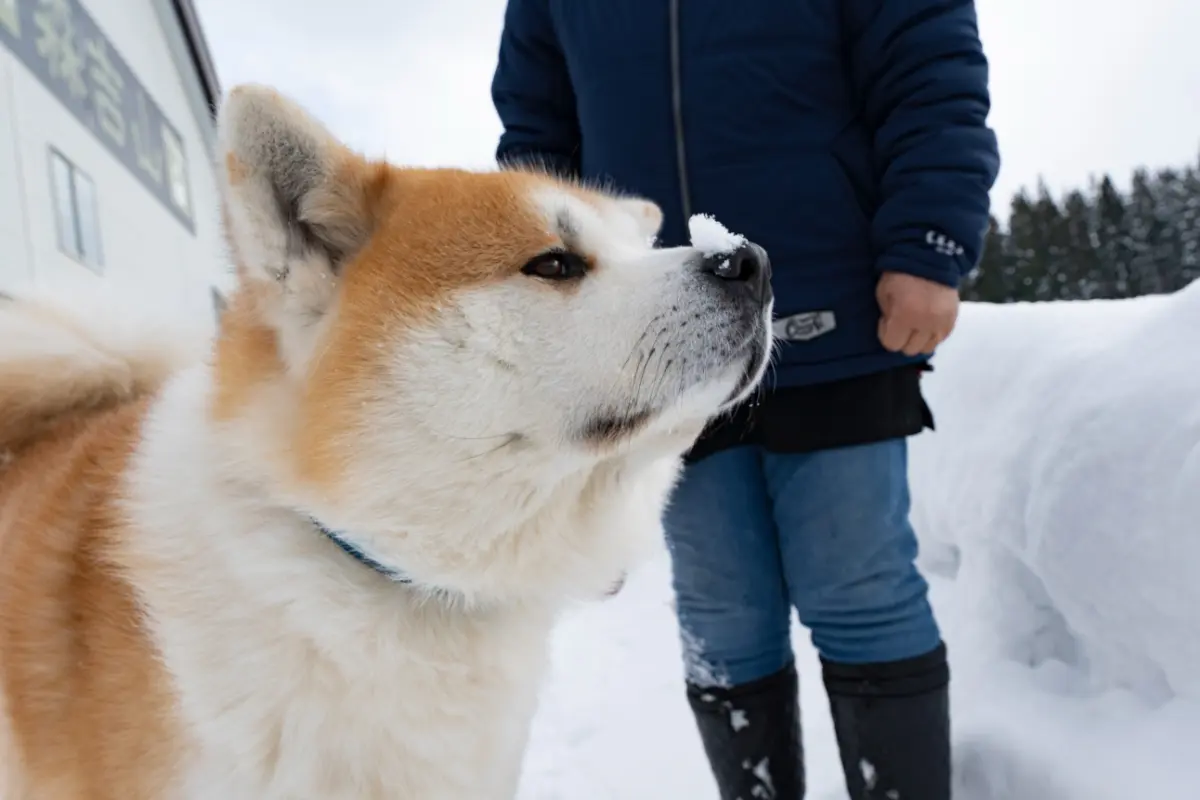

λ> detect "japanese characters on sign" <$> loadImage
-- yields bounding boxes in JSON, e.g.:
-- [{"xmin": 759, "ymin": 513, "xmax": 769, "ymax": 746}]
[{"xmin": 0, "ymin": 0, "xmax": 194, "ymax": 233}]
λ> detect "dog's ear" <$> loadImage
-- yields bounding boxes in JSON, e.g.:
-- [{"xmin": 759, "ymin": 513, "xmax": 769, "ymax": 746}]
[
  {"xmin": 217, "ymin": 84, "xmax": 384, "ymax": 322},
  {"xmin": 613, "ymin": 197, "xmax": 663, "ymax": 243}
]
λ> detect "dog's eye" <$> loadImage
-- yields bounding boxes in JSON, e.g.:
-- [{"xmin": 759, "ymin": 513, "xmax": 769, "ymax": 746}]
[{"xmin": 521, "ymin": 251, "xmax": 588, "ymax": 281}]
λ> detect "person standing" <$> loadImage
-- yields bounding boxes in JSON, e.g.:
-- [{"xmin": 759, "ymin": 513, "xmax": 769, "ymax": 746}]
[{"xmin": 491, "ymin": 2, "xmax": 999, "ymax": 797}]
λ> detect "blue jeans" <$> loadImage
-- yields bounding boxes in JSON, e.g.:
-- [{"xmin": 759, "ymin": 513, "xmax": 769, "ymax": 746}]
[{"xmin": 664, "ymin": 440, "xmax": 940, "ymax": 687}]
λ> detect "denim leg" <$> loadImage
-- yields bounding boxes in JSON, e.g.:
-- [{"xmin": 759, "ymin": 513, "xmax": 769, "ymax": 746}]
[
  {"xmin": 664, "ymin": 446, "xmax": 793, "ymax": 687},
  {"xmin": 763, "ymin": 439, "xmax": 942, "ymax": 665}
]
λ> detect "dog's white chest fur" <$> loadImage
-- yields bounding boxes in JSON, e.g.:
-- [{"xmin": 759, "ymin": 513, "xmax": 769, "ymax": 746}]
[
  {"xmin": 177, "ymin": 621, "xmax": 546, "ymax": 799},
  {"xmin": 123, "ymin": 373, "xmax": 564, "ymax": 798},
  {"xmin": 174, "ymin": 613, "xmax": 548, "ymax": 800}
]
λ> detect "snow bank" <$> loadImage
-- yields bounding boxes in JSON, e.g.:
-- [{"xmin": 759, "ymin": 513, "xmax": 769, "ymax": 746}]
[
  {"xmin": 910, "ymin": 280, "xmax": 1200, "ymax": 700},
  {"xmin": 518, "ymin": 280, "xmax": 1200, "ymax": 800}
]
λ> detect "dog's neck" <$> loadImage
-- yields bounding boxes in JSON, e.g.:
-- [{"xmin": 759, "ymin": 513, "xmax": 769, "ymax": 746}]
[
  {"xmin": 308, "ymin": 516, "xmax": 415, "ymax": 585},
  {"xmin": 303, "ymin": 516, "xmax": 483, "ymax": 604},
  {"xmin": 199, "ymin": 354, "xmax": 694, "ymax": 608}
]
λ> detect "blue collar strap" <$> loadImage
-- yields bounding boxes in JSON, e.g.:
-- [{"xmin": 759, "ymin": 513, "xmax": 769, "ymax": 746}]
[{"xmin": 311, "ymin": 518, "xmax": 413, "ymax": 584}]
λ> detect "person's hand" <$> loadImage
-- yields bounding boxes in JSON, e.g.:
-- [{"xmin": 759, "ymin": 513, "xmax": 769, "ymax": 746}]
[{"xmin": 876, "ymin": 271, "xmax": 960, "ymax": 356}]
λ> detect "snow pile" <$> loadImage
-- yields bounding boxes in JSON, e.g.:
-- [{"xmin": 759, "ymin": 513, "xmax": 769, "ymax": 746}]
[
  {"xmin": 688, "ymin": 213, "xmax": 746, "ymax": 256},
  {"xmin": 518, "ymin": 280, "xmax": 1200, "ymax": 799},
  {"xmin": 910, "ymin": 280, "xmax": 1200, "ymax": 701}
]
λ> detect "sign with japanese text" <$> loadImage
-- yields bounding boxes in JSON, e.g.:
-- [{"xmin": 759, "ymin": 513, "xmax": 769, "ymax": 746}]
[{"xmin": 0, "ymin": 0, "xmax": 194, "ymax": 233}]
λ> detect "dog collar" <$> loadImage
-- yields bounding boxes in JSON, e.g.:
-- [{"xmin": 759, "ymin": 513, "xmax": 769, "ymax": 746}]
[{"xmin": 310, "ymin": 518, "xmax": 413, "ymax": 584}]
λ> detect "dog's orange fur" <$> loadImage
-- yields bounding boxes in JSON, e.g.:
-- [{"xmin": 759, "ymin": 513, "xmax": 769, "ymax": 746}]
[{"xmin": 0, "ymin": 394, "xmax": 179, "ymax": 800}]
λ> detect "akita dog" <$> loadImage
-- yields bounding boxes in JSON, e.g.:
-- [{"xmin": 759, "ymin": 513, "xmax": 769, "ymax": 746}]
[{"xmin": 0, "ymin": 85, "xmax": 773, "ymax": 799}]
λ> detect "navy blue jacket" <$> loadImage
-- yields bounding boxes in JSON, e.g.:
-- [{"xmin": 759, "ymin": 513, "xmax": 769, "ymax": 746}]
[{"xmin": 492, "ymin": 0, "xmax": 1000, "ymax": 388}]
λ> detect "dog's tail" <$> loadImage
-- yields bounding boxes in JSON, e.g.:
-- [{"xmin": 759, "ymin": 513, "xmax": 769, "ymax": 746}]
[{"xmin": 0, "ymin": 288, "xmax": 212, "ymax": 454}]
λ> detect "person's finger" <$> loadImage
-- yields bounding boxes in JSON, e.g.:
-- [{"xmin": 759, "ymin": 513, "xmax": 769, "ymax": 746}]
[
  {"xmin": 910, "ymin": 329, "xmax": 940, "ymax": 356},
  {"xmin": 876, "ymin": 281, "xmax": 892, "ymax": 312},
  {"xmin": 879, "ymin": 314, "xmax": 914, "ymax": 352},
  {"xmin": 902, "ymin": 331, "xmax": 926, "ymax": 357}
]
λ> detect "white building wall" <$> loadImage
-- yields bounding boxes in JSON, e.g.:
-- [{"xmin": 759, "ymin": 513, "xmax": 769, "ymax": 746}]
[
  {"xmin": 0, "ymin": 0, "xmax": 226, "ymax": 319},
  {"xmin": 0, "ymin": 53, "xmax": 34, "ymax": 287}
]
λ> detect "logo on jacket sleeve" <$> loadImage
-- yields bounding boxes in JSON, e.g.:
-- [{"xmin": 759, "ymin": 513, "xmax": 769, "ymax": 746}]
[
  {"xmin": 773, "ymin": 310, "xmax": 837, "ymax": 342},
  {"xmin": 926, "ymin": 230, "xmax": 964, "ymax": 257}
]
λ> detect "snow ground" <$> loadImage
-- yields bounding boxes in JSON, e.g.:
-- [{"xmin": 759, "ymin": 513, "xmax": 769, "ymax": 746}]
[{"xmin": 518, "ymin": 281, "xmax": 1200, "ymax": 799}]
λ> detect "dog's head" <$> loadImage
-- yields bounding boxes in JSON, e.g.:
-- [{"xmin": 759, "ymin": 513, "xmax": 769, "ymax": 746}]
[{"xmin": 211, "ymin": 86, "xmax": 773, "ymax": 603}]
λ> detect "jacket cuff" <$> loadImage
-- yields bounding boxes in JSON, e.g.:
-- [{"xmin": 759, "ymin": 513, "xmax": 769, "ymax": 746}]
[
  {"xmin": 876, "ymin": 244, "xmax": 968, "ymax": 290},
  {"xmin": 497, "ymin": 148, "xmax": 578, "ymax": 180}
]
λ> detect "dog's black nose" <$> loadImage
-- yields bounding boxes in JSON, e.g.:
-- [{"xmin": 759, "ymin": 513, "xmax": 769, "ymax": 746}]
[{"xmin": 700, "ymin": 242, "xmax": 772, "ymax": 302}]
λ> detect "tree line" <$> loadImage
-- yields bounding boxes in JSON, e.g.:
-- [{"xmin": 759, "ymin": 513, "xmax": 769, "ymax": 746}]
[{"xmin": 962, "ymin": 153, "xmax": 1200, "ymax": 303}]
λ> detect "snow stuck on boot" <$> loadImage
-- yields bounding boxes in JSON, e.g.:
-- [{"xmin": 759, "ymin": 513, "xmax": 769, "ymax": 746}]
[{"xmin": 688, "ymin": 213, "xmax": 746, "ymax": 256}]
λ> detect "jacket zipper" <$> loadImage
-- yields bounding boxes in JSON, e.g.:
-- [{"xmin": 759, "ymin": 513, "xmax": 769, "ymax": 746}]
[{"xmin": 668, "ymin": 0, "xmax": 693, "ymax": 225}]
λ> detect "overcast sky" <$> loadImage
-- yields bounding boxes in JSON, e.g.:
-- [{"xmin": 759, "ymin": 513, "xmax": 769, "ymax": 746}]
[{"xmin": 193, "ymin": 0, "xmax": 1200, "ymax": 215}]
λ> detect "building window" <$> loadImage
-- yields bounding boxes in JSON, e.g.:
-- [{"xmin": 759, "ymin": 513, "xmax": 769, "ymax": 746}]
[
  {"xmin": 162, "ymin": 124, "xmax": 191, "ymax": 217},
  {"xmin": 49, "ymin": 149, "xmax": 103, "ymax": 272}
]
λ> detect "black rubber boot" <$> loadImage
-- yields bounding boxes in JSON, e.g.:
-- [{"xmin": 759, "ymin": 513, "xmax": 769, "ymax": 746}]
[
  {"xmin": 823, "ymin": 642, "xmax": 951, "ymax": 800},
  {"xmin": 687, "ymin": 663, "xmax": 805, "ymax": 800}
]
